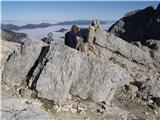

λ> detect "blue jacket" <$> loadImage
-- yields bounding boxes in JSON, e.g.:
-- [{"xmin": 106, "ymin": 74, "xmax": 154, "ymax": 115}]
[{"xmin": 65, "ymin": 31, "xmax": 77, "ymax": 49}]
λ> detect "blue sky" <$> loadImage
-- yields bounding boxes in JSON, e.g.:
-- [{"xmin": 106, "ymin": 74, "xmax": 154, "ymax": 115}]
[{"xmin": 2, "ymin": 1, "xmax": 159, "ymax": 22}]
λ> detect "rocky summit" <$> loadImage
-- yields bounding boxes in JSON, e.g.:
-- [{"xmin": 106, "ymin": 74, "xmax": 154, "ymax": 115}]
[
  {"xmin": 1, "ymin": 6, "xmax": 160, "ymax": 120},
  {"xmin": 108, "ymin": 4, "xmax": 160, "ymax": 45}
]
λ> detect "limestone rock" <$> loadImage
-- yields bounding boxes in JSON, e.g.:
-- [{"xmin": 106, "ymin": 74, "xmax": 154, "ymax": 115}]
[
  {"xmin": 70, "ymin": 108, "xmax": 77, "ymax": 113},
  {"xmin": 1, "ymin": 98, "xmax": 54, "ymax": 120},
  {"xmin": 35, "ymin": 41, "xmax": 133, "ymax": 103},
  {"xmin": 2, "ymin": 39, "xmax": 46, "ymax": 88},
  {"xmin": 2, "ymin": 39, "xmax": 133, "ymax": 104},
  {"xmin": 146, "ymin": 39, "xmax": 160, "ymax": 66},
  {"xmin": 140, "ymin": 81, "xmax": 160, "ymax": 98},
  {"xmin": 0, "ymin": 40, "xmax": 20, "ymax": 67},
  {"xmin": 88, "ymin": 28, "xmax": 152, "ymax": 66}
]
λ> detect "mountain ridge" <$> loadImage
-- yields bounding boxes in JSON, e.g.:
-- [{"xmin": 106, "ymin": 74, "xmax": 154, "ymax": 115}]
[
  {"xmin": 1, "ymin": 28, "xmax": 28, "ymax": 43},
  {"xmin": 1, "ymin": 20, "xmax": 116, "ymax": 31},
  {"xmin": 108, "ymin": 4, "xmax": 160, "ymax": 44}
]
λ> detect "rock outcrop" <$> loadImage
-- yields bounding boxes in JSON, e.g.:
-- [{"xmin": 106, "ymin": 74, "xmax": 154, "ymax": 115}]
[
  {"xmin": 1, "ymin": 97, "xmax": 54, "ymax": 120},
  {"xmin": 146, "ymin": 39, "xmax": 160, "ymax": 65},
  {"xmin": 2, "ymin": 38, "xmax": 133, "ymax": 103},
  {"xmin": 140, "ymin": 81, "xmax": 160, "ymax": 98},
  {"xmin": 35, "ymin": 42, "xmax": 133, "ymax": 103},
  {"xmin": 2, "ymin": 40, "xmax": 46, "ymax": 87},
  {"xmin": 88, "ymin": 28, "xmax": 152, "ymax": 66},
  {"xmin": 108, "ymin": 4, "xmax": 160, "ymax": 44},
  {"xmin": 1, "ymin": 18, "xmax": 160, "ymax": 119}
]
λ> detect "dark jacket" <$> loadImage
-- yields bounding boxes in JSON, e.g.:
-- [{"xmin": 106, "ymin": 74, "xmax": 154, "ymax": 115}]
[{"xmin": 65, "ymin": 31, "xmax": 77, "ymax": 49}]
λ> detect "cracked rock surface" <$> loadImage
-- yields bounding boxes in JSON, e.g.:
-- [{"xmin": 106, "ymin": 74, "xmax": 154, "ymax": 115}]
[{"xmin": 1, "ymin": 97, "xmax": 54, "ymax": 120}]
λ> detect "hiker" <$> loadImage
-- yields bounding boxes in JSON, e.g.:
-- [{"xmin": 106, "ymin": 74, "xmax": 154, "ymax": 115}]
[
  {"xmin": 47, "ymin": 32, "xmax": 53, "ymax": 44},
  {"xmin": 89, "ymin": 20, "xmax": 97, "ymax": 31},
  {"xmin": 65, "ymin": 25, "xmax": 85, "ymax": 52},
  {"xmin": 89, "ymin": 19, "xmax": 101, "ymax": 32},
  {"xmin": 41, "ymin": 32, "xmax": 53, "ymax": 44}
]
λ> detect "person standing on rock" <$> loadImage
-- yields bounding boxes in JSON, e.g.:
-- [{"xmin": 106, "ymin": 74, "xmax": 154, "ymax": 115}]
[
  {"xmin": 89, "ymin": 20, "xmax": 97, "ymax": 31},
  {"xmin": 89, "ymin": 20, "xmax": 101, "ymax": 32},
  {"xmin": 65, "ymin": 25, "xmax": 85, "ymax": 52},
  {"xmin": 41, "ymin": 32, "xmax": 53, "ymax": 44},
  {"xmin": 87, "ymin": 20, "xmax": 101, "ymax": 43}
]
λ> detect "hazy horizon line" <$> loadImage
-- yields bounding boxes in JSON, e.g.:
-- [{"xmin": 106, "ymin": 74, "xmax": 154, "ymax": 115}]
[
  {"xmin": 1, "ymin": 19, "xmax": 117, "ymax": 26},
  {"xmin": 2, "ymin": 19, "xmax": 117, "ymax": 22}
]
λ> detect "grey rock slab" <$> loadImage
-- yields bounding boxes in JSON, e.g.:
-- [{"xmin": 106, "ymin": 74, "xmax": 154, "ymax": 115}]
[
  {"xmin": 1, "ymin": 97, "xmax": 54, "ymax": 120},
  {"xmin": 36, "ymin": 41, "xmax": 133, "ymax": 103},
  {"xmin": 140, "ymin": 81, "xmax": 160, "ymax": 98},
  {"xmin": 2, "ymin": 39, "xmax": 46, "ymax": 88},
  {"xmin": 88, "ymin": 28, "xmax": 152, "ymax": 66}
]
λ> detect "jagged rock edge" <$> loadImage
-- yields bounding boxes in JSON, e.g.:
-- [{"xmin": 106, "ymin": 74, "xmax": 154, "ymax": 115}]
[{"xmin": 94, "ymin": 41, "xmax": 147, "ymax": 66}]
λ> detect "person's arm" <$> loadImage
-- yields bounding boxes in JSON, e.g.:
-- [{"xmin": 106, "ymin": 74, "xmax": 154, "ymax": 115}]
[
  {"xmin": 64, "ymin": 33, "xmax": 68, "ymax": 45},
  {"xmin": 76, "ymin": 31, "xmax": 82, "ymax": 37}
]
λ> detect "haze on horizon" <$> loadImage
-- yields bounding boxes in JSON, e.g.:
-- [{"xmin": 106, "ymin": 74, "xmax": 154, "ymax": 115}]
[{"xmin": 2, "ymin": 1, "xmax": 159, "ymax": 24}]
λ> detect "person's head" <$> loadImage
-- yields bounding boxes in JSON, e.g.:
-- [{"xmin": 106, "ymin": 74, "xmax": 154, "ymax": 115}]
[
  {"xmin": 47, "ymin": 32, "xmax": 53, "ymax": 38},
  {"xmin": 91, "ymin": 22, "xmax": 96, "ymax": 27},
  {"xmin": 91, "ymin": 20, "xmax": 98, "ymax": 30},
  {"xmin": 71, "ymin": 25, "xmax": 78, "ymax": 33}
]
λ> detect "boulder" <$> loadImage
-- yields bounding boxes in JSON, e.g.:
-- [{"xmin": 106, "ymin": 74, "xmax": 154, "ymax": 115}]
[
  {"xmin": 146, "ymin": 39, "xmax": 160, "ymax": 63},
  {"xmin": 35, "ymin": 41, "xmax": 133, "ymax": 103},
  {"xmin": 140, "ymin": 81, "xmax": 160, "ymax": 98},
  {"xmin": 2, "ymin": 39, "xmax": 47, "ymax": 88},
  {"xmin": 1, "ymin": 97, "xmax": 54, "ymax": 120},
  {"xmin": 139, "ymin": 81, "xmax": 160, "ymax": 106}
]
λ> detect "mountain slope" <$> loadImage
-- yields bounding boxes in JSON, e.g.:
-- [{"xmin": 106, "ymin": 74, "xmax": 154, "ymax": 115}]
[
  {"xmin": 1, "ymin": 29, "xmax": 28, "ymax": 43},
  {"xmin": 1, "ymin": 23, "xmax": 54, "ymax": 31}
]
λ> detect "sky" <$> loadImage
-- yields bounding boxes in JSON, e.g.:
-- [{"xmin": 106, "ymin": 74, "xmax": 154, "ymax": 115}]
[{"xmin": 1, "ymin": 1, "xmax": 159, "ymax": 22}]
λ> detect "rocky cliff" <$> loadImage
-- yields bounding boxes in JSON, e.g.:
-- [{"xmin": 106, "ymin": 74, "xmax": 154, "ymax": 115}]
[{"xmin": 108, "ymin": 4, "xmax": 160, "ymax": 44}]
